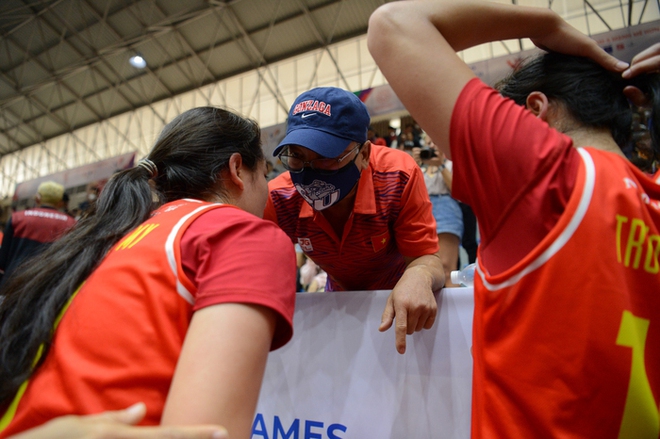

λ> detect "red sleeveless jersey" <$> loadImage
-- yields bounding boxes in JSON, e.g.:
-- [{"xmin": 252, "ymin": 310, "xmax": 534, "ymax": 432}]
[
  {"xmin": 472, "ymin": 148, "xmax": 660, "ymax": 438},
  {"xmin": 0, "ymin": 199, "xmax": 295, "ymax": 436}
]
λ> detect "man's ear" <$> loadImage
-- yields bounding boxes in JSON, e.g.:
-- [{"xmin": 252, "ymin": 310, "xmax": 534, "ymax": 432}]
[
  {"xmin": 525, "ymin": 91, "xmax": 550, "ymax": 120},
  {"xmin": 359, "ymin": 141, "xmax": 371, "ymax": 171},
  {"xmin": 226, "ymin": 153, "xmax": 245, "ymax": 191}
]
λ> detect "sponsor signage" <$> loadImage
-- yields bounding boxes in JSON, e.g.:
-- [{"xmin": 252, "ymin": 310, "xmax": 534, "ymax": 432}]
[{"xmin": 255, "ymin": 288, "xmax": 474, "ymax": 439}]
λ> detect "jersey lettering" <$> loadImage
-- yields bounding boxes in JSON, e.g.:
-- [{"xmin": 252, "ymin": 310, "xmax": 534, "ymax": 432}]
[
  {"xmin": 616, "ymin": 310, "xmax": 659, "ymax": 438},
  {"xmin": 115, "ymin": 224, "xmax": 159, "ymax": 251},
  {"xmin": 615, "ymin": 215, "xmax": 660, "ymax": 274}
]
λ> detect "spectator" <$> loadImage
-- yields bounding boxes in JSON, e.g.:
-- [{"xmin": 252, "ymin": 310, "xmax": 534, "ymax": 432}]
[
  {"xmin": 0, "ymin": 181, "xmax": 76, "ymax": 289},
  {"xmin": 398, "ymin": 124, "xmax": 419, "ymax": 153},
  {"xmin": 0, "ymin": 107, "xmax": 296, "ymax": 439},
  {"xmin": 385, "ymin": 126, "xmax": 398, "ymax": 148},
  {"xmin": 369, "ymin": 1, "xmax": 659, "ymax": 437},
  {"xmin": 265, "ymin": 86, "xmax": 444, "ymax": 354},
  {"xmin": 78, "ymin": 182, "xmax": 102, "ymax": 214},
  {"xmin": 458, "ymin": 201, "xmax": 478, "ymax": 265},
  {"xmin": 413, "ymin": 138, "xmax": 463, "ymax": 286},
  {"xmin": 368, "ymin": 126, "xmax": 387, "ymax": 146}
]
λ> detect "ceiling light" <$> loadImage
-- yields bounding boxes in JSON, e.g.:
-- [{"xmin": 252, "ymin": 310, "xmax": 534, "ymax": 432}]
[{"xmin": 129, "ymin": 54, "xmax": 147, "ymax": 69}]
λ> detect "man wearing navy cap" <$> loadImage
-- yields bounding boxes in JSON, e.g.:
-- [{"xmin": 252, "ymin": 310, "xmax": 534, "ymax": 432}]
[{"xmin": 265, "ymin": 87, "xmax": 444, "ymax": 354}]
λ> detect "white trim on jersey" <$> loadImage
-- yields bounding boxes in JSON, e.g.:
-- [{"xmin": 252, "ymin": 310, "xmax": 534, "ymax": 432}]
[
  {"xmin": 478, "ymin": 148, "xmax": 596, "ymax": 291},
  {"xmin": 164, "ymin": 200, "xmax": 222, "ymax": 304}
]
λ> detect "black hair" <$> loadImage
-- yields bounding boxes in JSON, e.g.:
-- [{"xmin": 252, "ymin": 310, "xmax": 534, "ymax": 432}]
[
  {"xmin": 0, "ymin": 106, "xmax": 263, "ymax": 403},
  {"xmin": 496, "ymin": 52, "xmax": 660, "ymax": 169}
]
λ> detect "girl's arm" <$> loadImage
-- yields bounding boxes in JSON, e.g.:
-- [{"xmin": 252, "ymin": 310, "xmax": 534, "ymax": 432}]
[
  {"xmin": 366, "ymin": 0, "xmax": 627, "ymax": 158},
  {"xmin": 161, "ymin": 302, "xmax": 277, "ymax": 439}
]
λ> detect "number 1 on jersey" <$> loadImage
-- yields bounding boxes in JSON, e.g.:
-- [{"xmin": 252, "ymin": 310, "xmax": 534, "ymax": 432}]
[{"xmin": 616, "ymin": 310, "xmax": 659, "ymax": 438}]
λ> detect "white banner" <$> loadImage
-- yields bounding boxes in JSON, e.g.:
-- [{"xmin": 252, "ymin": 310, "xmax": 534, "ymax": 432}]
[{"xmin": 255, "ymin": 288, "xmax": 475, "ymax": 439}]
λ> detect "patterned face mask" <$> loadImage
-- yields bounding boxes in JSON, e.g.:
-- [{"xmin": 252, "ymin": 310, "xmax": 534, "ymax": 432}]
[{"xmin": 290, "ymin": 161, "xmax": 361, "ymax": 211}]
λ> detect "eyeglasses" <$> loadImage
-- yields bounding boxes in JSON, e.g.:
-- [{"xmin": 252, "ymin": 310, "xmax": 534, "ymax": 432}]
[{"xmin": 278, "ymin": 143, "xmax": 363, "ymax": 175}]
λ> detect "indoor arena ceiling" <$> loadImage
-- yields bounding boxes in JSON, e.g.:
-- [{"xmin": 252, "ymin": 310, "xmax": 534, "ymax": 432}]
[
  {"xmin": 0, "ymin": 0, "xmax": 384, "ymax": 158},
  {"xmin": 0, "ymin": 0, "xmax": 657, "ymax": 158}
]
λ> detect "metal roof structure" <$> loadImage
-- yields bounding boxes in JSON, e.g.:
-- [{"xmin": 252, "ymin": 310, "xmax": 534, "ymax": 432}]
[
  {"xmin": 0, "ymin": 0, "xmax": 384, "ymax": 156},
  {"xmin": 0, "ymin": 0, "xmax": 659, "ymax": 198}
]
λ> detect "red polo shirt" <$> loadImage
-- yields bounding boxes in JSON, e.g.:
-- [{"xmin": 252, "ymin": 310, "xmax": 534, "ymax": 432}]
[{"xmin": 265, "ymin": 144, "xmax": 439, "ymax": 291}]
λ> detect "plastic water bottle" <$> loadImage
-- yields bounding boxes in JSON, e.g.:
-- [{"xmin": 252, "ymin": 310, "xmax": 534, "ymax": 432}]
[{"xmin": 450, "ymin": 263, "xmax": 476, "ymax": 287}]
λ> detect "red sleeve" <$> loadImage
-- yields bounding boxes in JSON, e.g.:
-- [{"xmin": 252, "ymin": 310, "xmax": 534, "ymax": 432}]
[
  {"xmin": 394, "ymin": 161, "xmax": 440, "ymax": 257},
  {"xmin": 180, "ymin": 207, "xmax": 296, "ymax": 350},
  {"xmin": 264, "ymin": 172, "xmax": 293, "ymax": 225},
  {"xmin": 449, "ymin": 78, "xmax": 579, "ymax": 274},
  {"xmin": 263, "ymin": 185, "xmax": 278, "ymax": 224}
]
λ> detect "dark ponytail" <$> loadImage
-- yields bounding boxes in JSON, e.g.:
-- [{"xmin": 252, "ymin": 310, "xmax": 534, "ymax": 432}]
[
  {"xmin": 0, "ymin": 107, "xmax": 262, "ymax": 403},
  {"xmin": 496, "ymin": 52, "xmax": 660, "ymax": 170}
]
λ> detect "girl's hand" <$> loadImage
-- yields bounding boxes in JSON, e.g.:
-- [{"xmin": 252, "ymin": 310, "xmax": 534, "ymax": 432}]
[{"xmin": 8, "ymin": 403, "xmax": 228, "ymax": 439}]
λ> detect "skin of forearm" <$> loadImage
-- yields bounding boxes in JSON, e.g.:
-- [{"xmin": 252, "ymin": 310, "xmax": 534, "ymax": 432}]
[
  {"xmin": 427, "ymin": 1, "xmax": 561, "ymax": 51},
  {"xmin": 404, "ymin": 253, "xmax": 445, "ymax": 292},
  {"xmin": 371, "ymin": 0, "xmax": 561, "ymax": 53}
]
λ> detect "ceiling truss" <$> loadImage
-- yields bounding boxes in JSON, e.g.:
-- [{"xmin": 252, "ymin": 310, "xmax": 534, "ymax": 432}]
[{"xmin": 0, "ymin": 0, "xmax": 658, "ymax": 198}]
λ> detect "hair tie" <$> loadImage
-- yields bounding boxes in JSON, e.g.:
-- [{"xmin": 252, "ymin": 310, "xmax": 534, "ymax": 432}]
[{"xmin": 137, "ymin": 159, "xmax": 158, "ymax": 179}]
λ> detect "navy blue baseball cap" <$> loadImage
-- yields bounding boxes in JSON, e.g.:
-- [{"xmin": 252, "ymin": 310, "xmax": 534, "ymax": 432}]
[{"xmin": 273, "ymin": 87, "xmax": 370, "ymax": 158}]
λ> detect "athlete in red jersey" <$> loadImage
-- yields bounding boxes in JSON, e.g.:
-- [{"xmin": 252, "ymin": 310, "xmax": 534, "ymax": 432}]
[
  {"xmin": 0, "ymin": 107, "xmax": 296, "ymax": 439},
  {"xmin": 369, "ymin": 2, "xmax": 659, "ymax": 438},
  {"xmin": 265, "ymin": 86, "xmax": 443, "ymax": 355}
]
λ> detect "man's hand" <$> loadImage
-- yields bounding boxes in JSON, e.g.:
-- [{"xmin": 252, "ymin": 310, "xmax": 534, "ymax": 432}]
[
  {"xmin": 9, "ymin": 403, "xmax": 228, "ymax": 439},
  {"xmin": 379, "ymin": 254, "xmax": 444, "ymax": 354}
]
